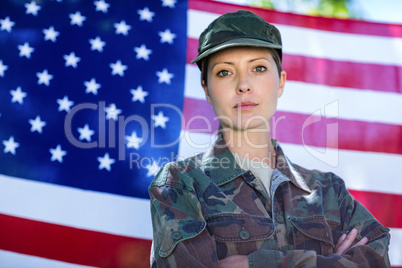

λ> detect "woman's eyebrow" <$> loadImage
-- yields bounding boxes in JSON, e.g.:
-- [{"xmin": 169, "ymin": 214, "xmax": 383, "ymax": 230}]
[
  {"xmin": 249, "ymin": 57, "xmax": 269, "ymax": 63},
  {"xmin": 211, "ymin": 61, "xmax": 234, "ymax": 69}
]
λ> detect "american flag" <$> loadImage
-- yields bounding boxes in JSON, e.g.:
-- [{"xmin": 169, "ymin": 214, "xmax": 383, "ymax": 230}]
[{"xmin": 0, "ymin": 0, "xmax": 401, "ymax": 267}]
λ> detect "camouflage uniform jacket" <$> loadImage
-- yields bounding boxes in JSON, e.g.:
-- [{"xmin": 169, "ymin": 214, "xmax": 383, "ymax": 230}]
[{"xmin": 149, "ymin": 136, "xmax": 390, "ymax": 267}]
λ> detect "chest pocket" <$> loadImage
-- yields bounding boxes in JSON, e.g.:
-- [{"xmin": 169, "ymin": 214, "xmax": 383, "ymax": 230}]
[
  {"xmin": 157, "ymin": 219, "xmax": 206, "ymax": 258},
  {"xmin": 206, "ymin": 213, "xmax": 275, "ymax": 259},
  {"xmin": 290, "ymin": 215, "xmax": 340, "ymax": 256}
]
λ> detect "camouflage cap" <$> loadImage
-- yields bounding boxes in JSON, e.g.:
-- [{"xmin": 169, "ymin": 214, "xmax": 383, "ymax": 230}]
[{"xmin": 191, "ymin": 10, "xmax": 282, "ymax": 69}]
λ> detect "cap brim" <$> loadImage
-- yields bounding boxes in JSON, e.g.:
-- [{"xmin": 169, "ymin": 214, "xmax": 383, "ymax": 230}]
[{"xmin": 190, "ymin": 38, "xmax": 282, "ymax": 64}]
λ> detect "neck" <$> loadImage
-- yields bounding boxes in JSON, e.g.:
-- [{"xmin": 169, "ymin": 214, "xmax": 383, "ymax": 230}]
[{"xmin": 222, "ymin": 127, "xmax": 276, "ymax": 169}]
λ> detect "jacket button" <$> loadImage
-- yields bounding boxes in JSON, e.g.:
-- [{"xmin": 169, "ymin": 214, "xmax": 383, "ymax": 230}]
[
  {"xmin": 171, "ymin": 231, "xmax": 182, "ymax": 240},
  {"xmin": 276, "ymin": 215, "xmax": 284, "ymax": 223},
  {"xmin": 239, "ymin": 229, "xmax": 250, "ymax": 240}
]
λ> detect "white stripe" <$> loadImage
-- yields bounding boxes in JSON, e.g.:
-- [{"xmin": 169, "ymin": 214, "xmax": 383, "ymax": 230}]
[
  {"xmin": 279, "ymin": 24, "xmax": 402, "ymax": 65},
  {"xmin": 389, "ymin": 228, "xmax": 402, "ymax": 266},
  {"xmin": 1, "ymin": 166, "xmax": 400, "ymax": 266},
  {"xmin": 178, "ymin": 131, "xmax": 402, "ymax": 195},
  {"xmin": 280, "ymin": 143, "xmax": 402, "ymax": 194},
  {"xmin": 185, "ymin": 64, "xmax": 207, "ymax": 100},
  {"xmin": 0, "ymin": 250, "xmax": 97, "ymax": 268},
  {"xmin": 185, "ymin": 64, "xmax": 402, "ymax": 125},
  {"xmin": 279, "ymin": 81, "xmax": 402, "ymax": 125},
  {"xmin": 0, "ymin": 174, "xmax": 153, "ymax": 240},
  {"xmin": 1, "ymin": 227, "xmax": 400, "ymax": 267},
  {"xmin": 188, "ymin": 10, "xmax": 402, "ymax": 66}
]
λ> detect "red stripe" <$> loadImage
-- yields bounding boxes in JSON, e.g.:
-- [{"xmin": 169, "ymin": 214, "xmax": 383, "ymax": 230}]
[
  {"xmin": 187, "ymin": 38, "xmax": 198, "ymax": 66},
  {"xmin": 189, "ymin": 0, "xmax": 402, "ymax": 37},
  {"xmin": 182, "ymin": 97, "xmax": 402, "ymax": 155},
  {"xmin": 183, "ymin": 101, "xmax": 402, "ymax": 229},
  {"xmin": 0, "ymin": 213, "xmax": 152, "ymax": 268},
  {"xmin": 284, "ymin": 55, "xmax": 402, "ymax": 94},
  {"xmin": 183, "ymin": 96, "xmax": 219, "ymax": 132},
  {"xmin": 187, "ymin": 38, "xmax": 402, "ymax": 93},
  {"xmin": 349, "ymin": 190, "xmax": 402, "ymax": 229},
  {"xmin": 0, "ymin": 213, "xmax": 399, "ymax": 268},
  {"xmin": 273, "ymin": 110, "xmax": 402, "ymax": 155}
]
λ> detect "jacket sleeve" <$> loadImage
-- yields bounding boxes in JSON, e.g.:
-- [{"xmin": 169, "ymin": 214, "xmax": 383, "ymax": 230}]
[
  {"xmin": 149, "ymin": 163, "xmax": 219, "ymax": 268},
  {"xmin": 248, "ymin": 174, "xmax": 391, "ymax": 268},
  {"xmin": 248, "ymin": 236, "xmax": 390, "ymax": 267}
]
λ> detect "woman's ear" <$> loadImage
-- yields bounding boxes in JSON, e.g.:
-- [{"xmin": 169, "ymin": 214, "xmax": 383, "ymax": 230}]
[
  {"xmin": 278, "ymin": 70, "xmax": 286, "ymax": 98},
  {"xmin": 202, "ymin": 80, "xmax": 212, "ymax": 104}
]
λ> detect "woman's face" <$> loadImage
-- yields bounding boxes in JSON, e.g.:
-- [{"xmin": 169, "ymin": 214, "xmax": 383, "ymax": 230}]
[{"xmin": 203, "ymin": 47, "xmax": 286, "ymax": 132}]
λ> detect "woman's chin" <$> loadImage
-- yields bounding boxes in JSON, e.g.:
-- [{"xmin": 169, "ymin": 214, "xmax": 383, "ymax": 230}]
[{"xmin": 220, "ymin": 122, "xmax": 271, "ymax": 133}]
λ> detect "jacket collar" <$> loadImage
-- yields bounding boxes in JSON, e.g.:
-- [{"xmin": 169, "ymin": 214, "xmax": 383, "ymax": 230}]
[
  {"xmin": 201, "ymin": 135, "xmax": 312, "ymax": 193},
  {"xmin": 201, "ymin": 135, "xmax": 244, "ymax": 185}
]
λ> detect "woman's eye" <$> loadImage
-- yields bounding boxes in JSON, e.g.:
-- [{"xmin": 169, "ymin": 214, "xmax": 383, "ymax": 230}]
[
  {"xmin": 254, "ymin": 66, "xmax": 267, "ymax": 72},
  {"xmin": 217, "ymin": 70, "xmax": 230, "ymax": 77}
]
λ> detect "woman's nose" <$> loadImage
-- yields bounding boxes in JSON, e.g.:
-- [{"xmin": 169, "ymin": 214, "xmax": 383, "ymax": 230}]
[
  {"xmin": 237, "ymin": 87, "xmax": 251, "ymax": 94},
  {"xmin": 236, "ymin": 73, "xmax": 252, "ymax": 94}
]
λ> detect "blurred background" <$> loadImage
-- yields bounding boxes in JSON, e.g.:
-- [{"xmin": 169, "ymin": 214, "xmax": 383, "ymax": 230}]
[
  {"xmin": 0, "ymin": 0, "xmax": 401, "ymax": 267},
  {"xmin": 225, "ymin": 0, "xmax": 402, "ymax": 23}
]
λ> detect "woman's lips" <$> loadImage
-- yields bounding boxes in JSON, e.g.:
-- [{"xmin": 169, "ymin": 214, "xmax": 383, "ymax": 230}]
[{"xmin": 234, "ymin": 101, "xmax": 258, "ymax": 109}]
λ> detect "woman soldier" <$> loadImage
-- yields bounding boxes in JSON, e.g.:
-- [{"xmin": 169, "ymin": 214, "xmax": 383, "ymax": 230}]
[{"xmin": 149, "ymin": 10, "xmax": 390, "ymax": 268}]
